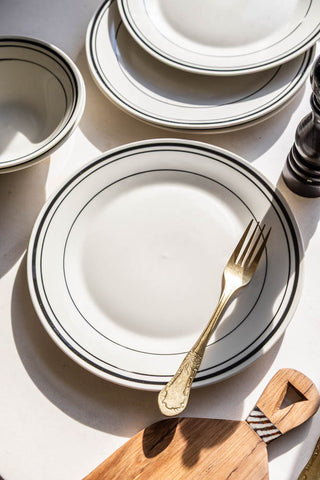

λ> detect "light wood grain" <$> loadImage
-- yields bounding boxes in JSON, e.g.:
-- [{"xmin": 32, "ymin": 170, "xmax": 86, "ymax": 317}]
[
  {"xmin": 83, "ymin": 417, "xmax": 268, "ymax": 480},
  {"xmin": 256, "ymin": 369, "xmax": 320, "ymax": 434},
  {"xmin": 83, "ymin": 369, "xmax": 320, "ymax": 480}
]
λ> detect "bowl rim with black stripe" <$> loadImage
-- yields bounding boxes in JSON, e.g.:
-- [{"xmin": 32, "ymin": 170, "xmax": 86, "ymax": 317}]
[{"xmin": 0, "ymin": 36, "xmax": 85, "ymax": 173}]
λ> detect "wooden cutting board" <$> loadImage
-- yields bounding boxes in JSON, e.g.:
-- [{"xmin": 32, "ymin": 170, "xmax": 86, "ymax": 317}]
[{"xmin": 83, "ymin": 369, "xmax": 320, "ymax": 480}]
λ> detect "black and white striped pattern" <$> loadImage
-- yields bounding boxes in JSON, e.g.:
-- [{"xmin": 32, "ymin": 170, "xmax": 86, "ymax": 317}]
[{"xmin": 246, "ymin": 407, "xmax": 281, "ymax": 444}]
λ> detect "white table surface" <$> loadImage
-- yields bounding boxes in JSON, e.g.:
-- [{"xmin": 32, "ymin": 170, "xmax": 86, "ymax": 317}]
[{"xmin": 1, "ymin": 1, "xmax": 320, "ymax": 479}]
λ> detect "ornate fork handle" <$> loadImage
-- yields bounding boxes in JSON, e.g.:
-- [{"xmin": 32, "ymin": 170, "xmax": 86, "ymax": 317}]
[
  {"xmin": 158, "ymin": 350, "xmax": 202, "ymax": 417},
  {"xmin": 158, "ymin": 288, "xmax": 233, "ymax": 416},
  {"xmin": 158, "ymin": 221, "xmax": 270, "ymax": 417}
]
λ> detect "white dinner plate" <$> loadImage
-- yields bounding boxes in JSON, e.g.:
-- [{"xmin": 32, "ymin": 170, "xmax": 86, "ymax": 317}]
[
  {"xmin": 117, "ymin": 0, "xmax": 320, "ymax": 75},
  {"xmin": 86, "ymin": 0, "xmax": 314, "ymax": 132},
  {"xmin": 27, "ymin": 139, "xmax": 303, "ymax": 391}
]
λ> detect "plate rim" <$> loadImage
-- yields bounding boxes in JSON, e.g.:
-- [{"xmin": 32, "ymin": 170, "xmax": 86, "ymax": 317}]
[
  {"xmin": 27, "ymin": 138, "xmax": 304, "ymax": 391},
  {"xmin": 117, "ymin": 0, "xmax": 320, "ymax": 75},
  {"xmin": 86, "ymin": 0, "xmax": 315, "ymax": 131}
]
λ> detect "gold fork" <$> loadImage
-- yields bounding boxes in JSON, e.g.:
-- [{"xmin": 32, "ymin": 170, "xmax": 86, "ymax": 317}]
[{"xmin": 158, "ymin": 220, "xmax": 271, "ymax": 417}]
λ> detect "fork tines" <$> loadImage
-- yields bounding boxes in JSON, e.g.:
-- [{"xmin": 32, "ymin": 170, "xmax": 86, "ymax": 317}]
[{"xmin": 233, "ymin": 220, "xmax": 271, "ymax": 269}]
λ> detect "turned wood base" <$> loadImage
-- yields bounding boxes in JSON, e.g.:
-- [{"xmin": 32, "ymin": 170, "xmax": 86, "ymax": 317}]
[{"xmin": 282, "ymin": 146, "xmax": 320, "ymax": 197}]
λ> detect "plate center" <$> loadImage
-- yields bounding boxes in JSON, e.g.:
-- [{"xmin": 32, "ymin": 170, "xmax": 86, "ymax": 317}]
[
  {"xmin": 64, "ymin": 173, "xmax": 247, "ymax": 354},
  {"xmin": 149, "ymin": 0, "xmax": 305, "ymax": 50}
]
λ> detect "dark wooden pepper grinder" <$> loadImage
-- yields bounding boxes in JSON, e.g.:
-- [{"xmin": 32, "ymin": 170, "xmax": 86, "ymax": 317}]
[{"xmin": 282, "ymin": 55, "xmax": 320, "ymax": 197}]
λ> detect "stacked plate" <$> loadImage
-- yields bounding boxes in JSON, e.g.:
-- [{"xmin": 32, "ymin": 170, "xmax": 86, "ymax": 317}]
[{"xmin": 86, "ymin": 0, "xmax": 320, "ymax": 132}]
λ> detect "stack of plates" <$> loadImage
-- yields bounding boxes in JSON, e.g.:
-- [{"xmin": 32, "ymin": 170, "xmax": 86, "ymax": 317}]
[{"xmin": 86, "ymin": 0, "xmax": 320, "ymax": 132}]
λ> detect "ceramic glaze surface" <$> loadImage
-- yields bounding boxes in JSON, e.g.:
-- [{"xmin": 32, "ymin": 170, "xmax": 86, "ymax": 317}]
[
  {"xmin": 152, "ymin": 0, "xmax": 303, "ymax": 50},
  {"xmin": 117, "ymin": 0, "xmax": 320, "ymax": 74},
  {"xmin": 0, "ymin": 60, "xmax": 66, "ymax": 163},
  {"xmin": 0, "ymin": 38, "xmax": 85, "ymax": 172}
]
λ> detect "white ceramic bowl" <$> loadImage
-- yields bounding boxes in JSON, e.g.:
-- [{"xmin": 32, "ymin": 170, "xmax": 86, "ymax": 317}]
[{"xmin": 0, "ymin": 37, "xmax": 85, "ymax": 172}]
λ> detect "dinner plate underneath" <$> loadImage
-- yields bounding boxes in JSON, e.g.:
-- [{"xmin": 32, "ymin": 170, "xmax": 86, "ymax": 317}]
[
  {"xmin": 86, "ymin": 0, "xmax": 314, "ymax": 131},
  {"xmin": 28, "ymin": 139, "xmax": 303, "ymax": 390}
]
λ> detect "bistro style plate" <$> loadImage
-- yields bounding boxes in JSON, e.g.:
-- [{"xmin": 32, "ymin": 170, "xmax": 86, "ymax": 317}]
[
  {"xmin": 86, "ymin": 0, "xmax": 314, "ymax": 132},
  {"xmin": 27, "ymin": 139, "xmax": 303, "ymax": 391},
  {"xmin": 117, "ymin": 0, "xmax": 320, "ymax": 75}
]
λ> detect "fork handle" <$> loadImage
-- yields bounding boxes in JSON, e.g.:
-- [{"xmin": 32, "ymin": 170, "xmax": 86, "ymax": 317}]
[{"xmin": 158, "ymin": 288, "xmax": 234, "ymax": 417}]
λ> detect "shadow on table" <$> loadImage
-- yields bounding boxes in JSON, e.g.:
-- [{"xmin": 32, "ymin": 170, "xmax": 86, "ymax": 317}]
[
  {"xmin": 270, "ymin": 173, "xmax": 320, "ymax": 478},
  {"xmin": 12, "ymin": 253, "xmax": 282, "ymax": 441},
  {"xmin": 0, "ymin": 159, "xmax": 49, "ymax": 278},
  {"xmin": 276, "ymin": 174, "xmax": 320, "ymax": 250},
  {"xmin": 76, "ymin": 45, "xmax": 305, "ymax": 164}
]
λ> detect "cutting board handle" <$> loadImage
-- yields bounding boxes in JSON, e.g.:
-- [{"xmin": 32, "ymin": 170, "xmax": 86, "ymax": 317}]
[{"xmin": 253, "ymin": 368, "xmax": 320, "ymax": 436}]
